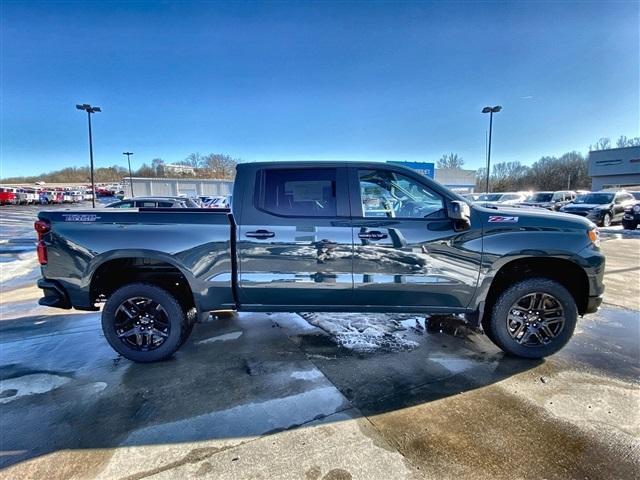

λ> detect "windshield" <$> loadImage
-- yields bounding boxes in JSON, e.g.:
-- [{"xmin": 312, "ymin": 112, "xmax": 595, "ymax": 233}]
[
  {"xmin": 477, "ymin": 193, "xmax": 502, "ymax": 202},
  {"xmin": 574, "ymin": 193, "xmax": 614, "ymax": 204},
  {"xmin": 528, "ymin": 193, "xmax": 553, "ymax": 202},
  {"xmin": 631, "ymin": 192, "xmax": 640, "ymax": 200}
]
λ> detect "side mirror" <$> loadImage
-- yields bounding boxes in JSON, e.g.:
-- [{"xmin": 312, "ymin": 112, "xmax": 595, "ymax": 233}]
[{"xmin": 448, "ymin": 200, "xmax": 471, "ymax": 229}]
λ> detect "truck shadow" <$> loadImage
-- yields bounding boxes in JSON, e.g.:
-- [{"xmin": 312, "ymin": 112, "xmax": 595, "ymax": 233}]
[{"xmin": 0, "ymin": 311, "xmax": 540, "ymax": 473}]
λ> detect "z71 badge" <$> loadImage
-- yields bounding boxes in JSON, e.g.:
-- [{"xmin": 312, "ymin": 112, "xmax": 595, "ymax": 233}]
[
  {"xmin": 62, "ymin": 214, "xmax": 101, "ymax": 222},
  {"xmin": 488, "ymin": 215, "xmax": 519, "ymax": 223}
]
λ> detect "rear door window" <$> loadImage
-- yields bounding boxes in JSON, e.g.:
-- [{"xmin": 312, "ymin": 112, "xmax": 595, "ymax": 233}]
[{"xmin": 259, "ymin": 168, "xmax": 337, "ymax": 217}]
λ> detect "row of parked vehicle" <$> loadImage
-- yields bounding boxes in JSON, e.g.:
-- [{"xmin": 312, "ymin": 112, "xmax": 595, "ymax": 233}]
[
  {"xmin": 464, "ymin": 189, "xmax": 640, "ymax": 228},
  {"xmin": 0, "ymin": 186, "xmax": 95, "ymax": 205},
  {"xmin": 105, "ymin": 195, "xmax": 232, "ymax": 209}
]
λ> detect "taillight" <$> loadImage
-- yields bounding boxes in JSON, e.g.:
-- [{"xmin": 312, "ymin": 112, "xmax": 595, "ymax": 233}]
[{"xmin": 34, "ymin": 220, "xmax": 50, "ymax": 265}]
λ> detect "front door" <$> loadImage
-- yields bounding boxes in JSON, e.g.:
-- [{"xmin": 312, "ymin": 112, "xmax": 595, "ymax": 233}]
[
  {"xmin": 350, "ymin": 166, "xmax": 482, "ymax": 309},
  {"xmin": 236, "ymin": 166, "xmax": 354, "ymax": 307}
]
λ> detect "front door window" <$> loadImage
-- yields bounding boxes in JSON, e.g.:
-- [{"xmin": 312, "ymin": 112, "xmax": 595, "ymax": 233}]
[{"xmin": 358, "ymin": 169, "xmax": 444, "ymax": 219}]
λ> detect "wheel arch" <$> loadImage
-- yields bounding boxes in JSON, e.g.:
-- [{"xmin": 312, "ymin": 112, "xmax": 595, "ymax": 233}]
[
  {"xmin": 478, "ymin": 256, "xmax": 590, "ymax": 330},
  {"xmin": 88, "ymin": 250, "xmax": 200, "ymax": 313}
]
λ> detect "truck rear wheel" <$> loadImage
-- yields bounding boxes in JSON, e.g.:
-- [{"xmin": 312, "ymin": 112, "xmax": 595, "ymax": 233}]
[
  {"xmin": 486, "ymin": 278, "xmax": 577, "ymax": 359},
  {"xmin": 102, "ymin": 283, "xmax": 187, "ymax": 363}
]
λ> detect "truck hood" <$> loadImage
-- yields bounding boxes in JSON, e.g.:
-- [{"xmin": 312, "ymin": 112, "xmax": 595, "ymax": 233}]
[{"xmin": 474, "ymin": 204, "xmax": 596, "ymax": 229}]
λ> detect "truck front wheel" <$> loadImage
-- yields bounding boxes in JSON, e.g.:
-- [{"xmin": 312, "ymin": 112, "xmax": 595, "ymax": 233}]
[
  {"xmin": 102, "ymin": 282, "xmax": 187, "ymax": 363},
  {"xmin": 486, "ymin": 278, "xmax": 577, "ymax": 359}
]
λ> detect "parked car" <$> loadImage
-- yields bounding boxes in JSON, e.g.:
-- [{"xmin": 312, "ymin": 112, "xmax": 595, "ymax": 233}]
[
  {"xmin": 23, "ymin": 188, "xmax": 38, "ymax": 204},
  {"xmin": 204, "ymin": 195, "xmax": 232, "ymax": 209},
  {"xmin": 560, "ymin": 191, "xmax": 636, "ymax": 226},
  {"xmin": 475, "ymin": 192, "xmax": 528, "ymax": 205},
  {"xmin": 520, "ymin": 191, "xmax": 577, "ymax": 211},
  {"xmin": 106, "ymin": 196, "xmax": 200, "ymax": 208},
  {"xmin": 14, "ymin": 188, "xmax": 29, "ymax": 204},
  {"xmin": 621, "ymin": 192, "xmax": 640, "ymax": 230},
  {"xmin": 0, "ymin": 187, "xmax": 18, "ymax": 205},
  {"xmin": 36, "ymin": 161, "xmax": 604, "ymax": 363},
  {"xmin": 38, "ymin": 190, "xmax": 55, "ymax": 204}
]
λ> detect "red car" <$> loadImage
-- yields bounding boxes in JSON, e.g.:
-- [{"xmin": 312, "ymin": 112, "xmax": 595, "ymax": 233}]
[{"xmin": 0, "ymin": 187, "xmax": 17, "ymax": 205}]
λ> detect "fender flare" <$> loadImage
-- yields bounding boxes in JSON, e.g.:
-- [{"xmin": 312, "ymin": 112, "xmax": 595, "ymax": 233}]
[{"xmin": 84, "ymin": 249, "xmax": 203, "ymax": 314}]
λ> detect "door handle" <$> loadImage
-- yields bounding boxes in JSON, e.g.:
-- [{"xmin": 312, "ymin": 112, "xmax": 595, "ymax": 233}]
[
  {"xmin": 245, "ymin": 230, "xmax": 275, "ymax": 239},
  {"xmin": 358, "ymin": 231, "xmax": 388, "ymax": 240}
]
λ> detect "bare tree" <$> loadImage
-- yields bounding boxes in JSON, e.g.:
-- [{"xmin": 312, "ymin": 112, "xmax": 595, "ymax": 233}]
[
  {"xmin": 182, "ymin": 153, "xmax": 205, "ymax": 168},
  {"xmin": 151, "ymin": 158, "xmax": 165, "ymax": 177},
  {"xmin": 589, "ymin": 138, "xmax": 611, "ymax": 151},
  {"xmin": 437, "ymin": 153, "xmax": 465, "ymax": 170},
  {"xmin": 203, "ymin": 153, "xmax": 238, "ymax": 179},
  {"xmin": 616, "ymin": 135, "xmax": 640, "ymax": 148}
]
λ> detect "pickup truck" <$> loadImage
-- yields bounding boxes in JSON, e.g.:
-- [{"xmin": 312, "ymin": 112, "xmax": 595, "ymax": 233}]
[{"xmin": 35, "ymin": 162, "xmax": 605, "ymax": 362}]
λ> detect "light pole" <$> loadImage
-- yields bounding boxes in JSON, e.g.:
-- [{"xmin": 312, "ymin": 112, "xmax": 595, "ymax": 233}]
[
  {"xmin": 123, "ymin": 152, "xmax": 134, "ymax": 197},
  {"xmin": 76, "ymin": 103, "xmax": 101, "ymax": 208},
  {"xmin": 482, "ymin": 105, "xmax": 502, "ymax": 193}
]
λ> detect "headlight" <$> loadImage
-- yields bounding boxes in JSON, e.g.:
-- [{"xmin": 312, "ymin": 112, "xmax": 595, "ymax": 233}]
[
  {"xmin": 634, "ymin": 205, "xmax": 640, "ymax": 213},
  {"xmin": 588, "ymin": 228, "xmax": 600, "ymax": 248}
]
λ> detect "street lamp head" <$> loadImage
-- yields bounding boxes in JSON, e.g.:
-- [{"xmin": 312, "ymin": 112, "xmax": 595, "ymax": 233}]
[
  {"xmin": 123, "ymin": 152, "xmax": 133, "ymax": 156},
  {"xmin": 492, "ymin": 106, "xmax": 502, "ymax": 113},
  {"xmin": 76, "ymin": 104, "xmax": 100, "ymax": 113},
  {"xmin": 482, "ymin": 107, "xmax": 492, "ymax": 113}
]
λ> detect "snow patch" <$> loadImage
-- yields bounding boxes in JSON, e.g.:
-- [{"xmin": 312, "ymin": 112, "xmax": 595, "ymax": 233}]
[
  {"xmin": 290, "ymin": 370, "xmax": 324, "ymax": 381},
  {"xmin": 297, "ymin": 312, "xmax": 422, "ymax": 353},
  {"xmin": 430, "ymin": 357, "xmax": 478, "ymax": 375},
  {"xmin": 0, "ymin": 373, "xmax": 70, "ymax": 404},
  {"xmin": 195, "ymin": 331, "xmax": 243, "ymax": 345}
]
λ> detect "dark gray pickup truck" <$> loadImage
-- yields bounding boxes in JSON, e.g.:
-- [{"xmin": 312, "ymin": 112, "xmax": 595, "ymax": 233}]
[{"xmin": 36, "ymin": 162, "xmax": 605, "ymax": 362}]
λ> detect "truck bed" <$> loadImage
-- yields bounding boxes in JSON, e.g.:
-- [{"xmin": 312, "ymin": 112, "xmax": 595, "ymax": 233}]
[{"xmin": 37, "ymin": 208, "xmax": 236, "ymax": 312}]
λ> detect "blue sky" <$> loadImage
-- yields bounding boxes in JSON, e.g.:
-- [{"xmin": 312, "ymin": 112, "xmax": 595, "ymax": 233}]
[{"xmin": 1, "ymin": 0, "xmax": 638, "ymax": 178}]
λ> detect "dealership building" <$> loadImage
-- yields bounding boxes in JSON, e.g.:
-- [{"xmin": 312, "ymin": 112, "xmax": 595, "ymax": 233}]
[
  {"xmin": 588, "ymin": 146, "xmax": 640, "ymax": 191},
  {"xmin": 388, "ymin": 161, "xmax": 476, "ymax": 193},
  {"xmin": 123, "ymin": 177, "xmax": 233, "ymax": 198}
]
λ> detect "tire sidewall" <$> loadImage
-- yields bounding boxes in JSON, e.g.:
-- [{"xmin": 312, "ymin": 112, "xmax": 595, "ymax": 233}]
[
  {"xmin": 489, "ymin": 278, "xmax": 578, "ymax": 359},
  {"xmin": 102, "ymin": 283, "xmax": 185, "ymax": 363},
  {"xmin": 602, "ymin": 213, "xmax": 611, "ymax": 227}
]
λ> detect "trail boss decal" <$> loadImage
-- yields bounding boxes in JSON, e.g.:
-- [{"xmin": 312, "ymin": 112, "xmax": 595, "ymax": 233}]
[
  {"xmin": 488, "ymin": 215, "xmax": 519, "ymax": 223},
  {"xmin": 62, "ymin": 214, "xmax": 101, "ymax": 222}
]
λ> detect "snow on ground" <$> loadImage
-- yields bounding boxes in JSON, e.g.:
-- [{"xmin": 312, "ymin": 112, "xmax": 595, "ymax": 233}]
[
  {"xmin": 195, "ymin": 331, "xmax": 243, "ymax": 345},
  {"xmin": 0, "ymin": 252, "xmax": 40, "ymax": 291},
  {"xmin": 297, "ymin": 312, "xmax": 426, "ymax": 353},
  {"xmin": 0, "ymin": 373, "xmax": 71, "ymax": 404}
]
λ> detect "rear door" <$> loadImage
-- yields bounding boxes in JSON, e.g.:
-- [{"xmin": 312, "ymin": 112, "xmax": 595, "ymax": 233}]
[
  {"xmin": 349, "ymin": 166, "xmax": 482, "ymax": 309},
  {"xmin": 236, "ymin": 165, "xmax": 353, "ymax": 307}
]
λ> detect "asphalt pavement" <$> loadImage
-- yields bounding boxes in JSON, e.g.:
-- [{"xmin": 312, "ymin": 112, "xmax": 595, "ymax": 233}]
[{"xmin": 0, "ymin": 205, "xmax": 638, "ymax": 479}]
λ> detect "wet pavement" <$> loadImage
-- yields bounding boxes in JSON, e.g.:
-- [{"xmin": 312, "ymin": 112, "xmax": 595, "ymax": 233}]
[{"xmin": 0, "ymin": 205, "xmax": 639, "ymax": 479}]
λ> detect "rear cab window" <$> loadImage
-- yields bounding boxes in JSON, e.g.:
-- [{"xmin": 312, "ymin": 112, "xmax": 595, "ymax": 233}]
[{"xmin": 257, "ymin": 168, "xmax": 340, "ymax": 217}]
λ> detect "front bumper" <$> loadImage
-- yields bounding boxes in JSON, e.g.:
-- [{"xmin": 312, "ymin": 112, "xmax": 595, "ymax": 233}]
[{"xmin": 37, "ymin": 278, "xmax": 71, "ymax": 309}]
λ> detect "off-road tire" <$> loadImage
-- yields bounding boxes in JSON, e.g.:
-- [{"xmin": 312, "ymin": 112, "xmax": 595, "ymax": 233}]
[
  {"xmin": 485, "ymin": 278, "xmax": 578, "ymax": 359},
  {"xmin": 102, "ymin": 282, "xmax": 186, "ymax": 363}
]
